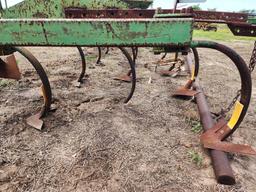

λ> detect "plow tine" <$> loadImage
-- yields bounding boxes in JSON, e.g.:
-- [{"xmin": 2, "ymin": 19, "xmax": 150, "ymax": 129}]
[
  {"xmin": 114, "ymin": 73, "xmax": 132, "ymax": 82},
  {"xmin": 203, "ymin": 141, "xmax": 256, "ymax": 156},
  {"xmin": 173, "ymin": 80, "xmax": 199, "ymax": 98},
  {"xmin": 173, "ymin": 87, "xmax": 199, "ymax": 97},
  {"xmin": 96, "ymin": 47, "xmax": 102, "ymax": 65},
  {"xmin": 77, "ymin": 46, "xmax": 86, "ymax": 83},
  {"xmin": 189, "ymin": 41, "xmax": 253, "ymax": 184},
  {"xmin": 0, "ymin": 54, "xmax": 21, "ymax": 80},
  {"xmin": 200, "ymin": 120, "xmax": 256, "ymax": 156},
  {"xmin": 13, "ymin": 47, "xmax": 52, "ymax": 130},
  {"xmin": 114, "ymin": 47, "xmax": 138, "ymax": 83},
  {"xmin": 26, "ymin": 113, "xmax": 44, "ymax": 130},
  {"xmin": 118, "ymin": 47, "xmax": 136, "ymax": 104},
  {"xmin": 173, "ymin": 48, "xmax": 200, "ymax": 98}
]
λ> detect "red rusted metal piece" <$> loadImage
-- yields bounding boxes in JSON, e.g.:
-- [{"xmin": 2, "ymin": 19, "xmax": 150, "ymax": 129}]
[
  {"xmin": 191, "ymin": 10, "xmax": 248, "ymax": 23},
  {"xmin": 0, "ymin": 54, "xmax": 21, "ymax": 80},
  {"xmin": 13, "ymin": 47, "xmax": 52, "ymax": 130},
  {"xmin": 193, "ymin": 80, "xmax": 236, "ymax": 185},
  {"xmin": 114, "ymin": 70, "xmax": 132, "ymax": 82},
  {"xmin": 26, "ymin": 112, "xmax": 44, "ymax": 130},
  {"xmin": 201, "ymin": 119, "xmax": 256, "ymax": 156},
  {"xmin": 173, "ymin": 79, "xmax": 199, "ymax": 97},
  {"xmin": 228, "ymin": 23, "xmax": 256, "ymax": 37},
  {"xmin": 64, "ymin": 8, "xmax": 253, "ymax": 38},
  {"xmin": 159, "ymin": 69, "xmax": 179, "ymax": 77},
  {"xmin": 64, "ymin": 8, "xmax": 248, "ymax": 23}
]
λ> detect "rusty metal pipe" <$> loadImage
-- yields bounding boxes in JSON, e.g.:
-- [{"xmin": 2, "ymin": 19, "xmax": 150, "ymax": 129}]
[
  {"xmin": 185, "ymin": 53, "xmax": 235, "ymax": 185},
  {"xmin": 13, "ymin": 47, "xmax": 52, "ymax": 130},
  {"xmin": 118, "ymin": 47, "xmax": 136, "ymax": 103},
  {"xmin": 193, "ymin": 80, "xmax": 235, "ymax": 185}
]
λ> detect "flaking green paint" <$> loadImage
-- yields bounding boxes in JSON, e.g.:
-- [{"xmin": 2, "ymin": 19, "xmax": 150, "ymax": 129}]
[
  {"xmin": 1, "ymin": 0, "xmax": 128, "ymax": 18},
  {"xmin": 0, "ymin": 18, "xmax": 193, "ymax": 46},
  {"xmin": 1, "ymin": 0, "xmax": 153, "ymax": 18}
]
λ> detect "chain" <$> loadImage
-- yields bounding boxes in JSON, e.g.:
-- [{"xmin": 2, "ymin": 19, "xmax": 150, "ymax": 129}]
[
  {"xmin": 249, "ymin": 41, "xmax": 256, "ymax": 73},
  {"xmin": 213, "ymin": 90, "xmax": 241, "ymax": 119},
  {"xmin": 223, "ymin": 90, "xmax": 241, "ymax": 115},
  {"xmin": 213, "ymin": 41, "xmax": 256, "ymax": 118}
]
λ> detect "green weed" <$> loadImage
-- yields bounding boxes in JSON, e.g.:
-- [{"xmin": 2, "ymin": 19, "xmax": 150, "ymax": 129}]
[
  {"xmin": 191, "ymin": 120, "xmax": 203, "ymax": 133},
  {"xmin": 188, "ymin": 150, "xmax": 203, "ymax": 167}
]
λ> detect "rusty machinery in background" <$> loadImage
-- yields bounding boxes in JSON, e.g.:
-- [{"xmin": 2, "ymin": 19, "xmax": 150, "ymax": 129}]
[{"xmin": 0, "ymin": 0, "xmax": 256, "ymax": 185}]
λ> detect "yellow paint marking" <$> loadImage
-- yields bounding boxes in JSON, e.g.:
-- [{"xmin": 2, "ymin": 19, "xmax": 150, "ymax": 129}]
[
  {"xmin": 190, "ymin": 65, "xmax": 195, "ymax": 81},
  {"xmin": 40, "ymin": 85, "xmax": 47, "ymax": 103},
  {"xmin": 227, "ymin": 101, "xmax": 244, "ymax": 129}
]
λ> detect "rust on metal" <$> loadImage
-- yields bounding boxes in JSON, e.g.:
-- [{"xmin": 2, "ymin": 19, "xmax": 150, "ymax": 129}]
[
  {"xmin": 228, "ymin": 23, "xmax": 256, "ymax": 37},
  {"xmin": 201, "ymin": 119, "xmax": 256, "ymax": 156},
  {"xmin": 12, "ymin": 47, "xmax": 52, "ymax": 130},
  {"xmin": 192, "ymin": 79, "xmax": 236, "ymax": 185},
  {"xmin": 26, "ymin": 85, "xmax": 49, "ymax": 130},
  {"xmin": 176, "ymin": 52, "xmax": 236, "ymax": 185},
  {"xmin": 0, "ymin": 54, "xmax": 21, "ymax": 80},
  {"xmin": 173, "ymin": 79, "xmax": 199, "ymax": 97},
  {"xmin": 26, "ymin": 112, "xmax": 44, "ymax": 130},
  {"xmin": 114, "ymin": 70, "xmax": 132, "ymax": 83},
  {"xmin": 64, "ymin": 8, "xmax": 248, "ymax": 23},
  {"xmin": 249, "ymin": 41, "xmax": 256, "ymax": 73}
]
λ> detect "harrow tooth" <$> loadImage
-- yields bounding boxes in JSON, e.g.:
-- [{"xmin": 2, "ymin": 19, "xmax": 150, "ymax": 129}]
[
  {"xmin": 173, "ymin": 87, "xmax": 199, "ymax": 97},
  {"xmin": 114, "ymin": 74, "xmax": 132, "ymax": 83},
  {"xmin": 201, "ymin": 119, "xmax": 256, "ymax": 156},
  {"xmin": 12, "ymin": 47, "xmax": 52, "ymax": 130},
  {"xmin": 0, "ymin": 54, "xmax": 21, "ymax": 80},
  {"xmin": 173, "ymin": 80, "xmax": 199, "ymax": 97},
  {"xmin": 114, "ymin": 69, "xmax": 132, "ymax": 83},
  {"xmin": 159, "ymin": 69, "xmax": 178, "ymax": 76},
  {"xmin": 26, "ymin": 113, "xmax": 44, "ymax": 130}
]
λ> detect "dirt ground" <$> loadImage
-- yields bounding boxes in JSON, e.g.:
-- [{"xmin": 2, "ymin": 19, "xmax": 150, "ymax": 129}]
[{"xmin": 0, "ymin": 40, "xmax": 255, "ymax": 192}]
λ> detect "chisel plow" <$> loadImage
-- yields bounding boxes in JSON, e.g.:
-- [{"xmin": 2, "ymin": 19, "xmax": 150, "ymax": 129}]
[{"xmin": 0, "ymin": 0, "xmax": 256, "ymax": 185}]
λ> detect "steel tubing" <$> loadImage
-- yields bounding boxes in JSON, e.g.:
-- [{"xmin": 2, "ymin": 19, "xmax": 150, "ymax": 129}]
[
  {"xmin": 193, "ymin": 80, "xmax": 236, "ymax": 185},
  {"xmin": 185, "ymin": 50, "xmax": 236, "ymax": 185}
]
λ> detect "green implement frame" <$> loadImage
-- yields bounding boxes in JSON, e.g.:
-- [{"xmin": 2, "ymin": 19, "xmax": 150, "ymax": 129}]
[
  {"xmin": 0, "ymin": 18, "xmax": 193, "ymax": 47},
  {"xmin": 0, "ymin": 0, "xmax": 255, "ymax": 186}
]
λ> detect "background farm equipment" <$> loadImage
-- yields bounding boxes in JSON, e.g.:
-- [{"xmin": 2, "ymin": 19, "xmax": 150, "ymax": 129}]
[{"xmin": 194, "ymin": 22, "xmax": 218, "ymax": 31}]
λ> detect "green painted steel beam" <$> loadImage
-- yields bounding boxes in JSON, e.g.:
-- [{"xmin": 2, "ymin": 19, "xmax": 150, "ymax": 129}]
[{"xmin": 0, "ymin": 18, "xmax": 193, "ymax": 47}]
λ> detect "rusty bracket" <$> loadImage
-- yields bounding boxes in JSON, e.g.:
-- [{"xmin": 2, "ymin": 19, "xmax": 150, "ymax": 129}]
[
  {"xmin": 0, "ymin": 54, "xmax": 21, "ymax": 80},
  {"xmin": 64, "ymin": 8, "xmax": 248, "ymax": 24},
  {"xmin": 228, "ymin": 22, "xmax": 256, "ymax": 37},
  {"xmin": 201, "ymin": 119, "xmax": 256, "ymax": 156}
]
